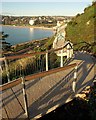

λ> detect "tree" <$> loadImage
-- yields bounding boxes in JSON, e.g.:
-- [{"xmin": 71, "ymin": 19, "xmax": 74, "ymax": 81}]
[{"xmin": 0, "ymin": 32, "xmax": 11, "ymax": 51}]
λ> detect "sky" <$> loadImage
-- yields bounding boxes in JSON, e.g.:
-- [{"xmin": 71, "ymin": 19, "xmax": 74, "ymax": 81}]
[{"xmin": 1, "ymin": 0, "xmax": 93, "ymax": 16}]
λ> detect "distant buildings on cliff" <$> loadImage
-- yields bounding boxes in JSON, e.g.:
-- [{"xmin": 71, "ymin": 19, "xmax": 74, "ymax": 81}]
[{"xmin": 1, "ymin": 15, "xmax": 73, "ymax": 27}]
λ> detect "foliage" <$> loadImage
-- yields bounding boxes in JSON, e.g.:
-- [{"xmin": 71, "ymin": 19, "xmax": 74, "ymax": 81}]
[
  {"xmin": 11, "ymin": 36, "xmax": 55, "ymax": 53},
  {"xmin": 2, "ymin": 35, "xmax": 59, "ymax": 84},
  {"xmin": 43, "ymin": 36, "xmax": 55, "ymax": 50},
  {"xmin": 0, "ymin": 32, "xmax": 11, "ymax": 51},
  {"xmin": 66, "ymin": 2, "xmax": 96, "ymax": 54}
]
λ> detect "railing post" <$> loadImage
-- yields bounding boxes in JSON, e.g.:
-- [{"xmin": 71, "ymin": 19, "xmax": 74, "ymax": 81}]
[
  {"xmin": 4, "ymin": 58, "xmax": 10, "ymax": 82},
  {"xmin": 72, "ymin": 65, "xmax": 78, "ymax": 92},
  {"xmin": 70, "ymin": 48, "xmax": 73, "ymax": 58},
  {"xmin": 67, "ymin": 44, "xmax": 70, "ymax": 59},
  {"xmin": 0, "ymin": 65, "xmax": 3, "ymax": 73},
  {"xmin": 60, "ymin": 49, "xmax": 63, "ymax": 67},
  {"xmin": 46, "ymin": 51, "xmax": 48, "ymax": 71},
  {"xmin": 21, "ymin": 77, "xmax": 29, "ymax": 119},
  {"xmin": 71, "ymin": 48, "xmax": 74, "ymax": 58},
  {"xmin": 0, "ymin": 65, "xmax": 3, "ymax": 85}
]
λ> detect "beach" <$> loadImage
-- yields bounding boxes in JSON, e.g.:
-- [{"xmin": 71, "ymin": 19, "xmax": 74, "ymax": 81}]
[{"xmin": 1, "ymin": 24, "xmax": 54, "ymax": 30}]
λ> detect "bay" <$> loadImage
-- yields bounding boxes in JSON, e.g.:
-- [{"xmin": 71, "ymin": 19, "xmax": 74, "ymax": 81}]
[{"xmin": 2, "ymin": 26, "xmax": 54, "ymax": 45}]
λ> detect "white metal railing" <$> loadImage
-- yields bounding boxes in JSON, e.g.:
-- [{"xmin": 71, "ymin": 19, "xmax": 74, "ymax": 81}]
[
  {"xmin": 0, "ymin": 63, "xmax": 77, "ymax": 119},
  {"xmin": 0, "ymin": 42, "xmax": 74, "ymax": 84}
]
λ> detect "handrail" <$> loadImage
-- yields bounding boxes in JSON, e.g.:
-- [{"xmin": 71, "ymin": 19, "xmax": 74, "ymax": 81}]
[
  {"xmin": 0, "ymin": 63, "xmax": 77, "ymax": 91},
  {"xmin": 0, "ymin": 42, "xmax": 71, "ymax": 61}
]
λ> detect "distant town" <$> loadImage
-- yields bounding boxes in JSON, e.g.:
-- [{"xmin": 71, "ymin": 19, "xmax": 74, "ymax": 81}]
[{"xmin": 1, "ymin": 15, "xmax": 73, "ymax": 27}]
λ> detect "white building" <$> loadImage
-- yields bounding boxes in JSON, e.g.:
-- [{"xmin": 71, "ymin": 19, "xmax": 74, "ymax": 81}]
[{"xmin": 29, "ymin": 19, "xmax": 35, "ymax": 25}]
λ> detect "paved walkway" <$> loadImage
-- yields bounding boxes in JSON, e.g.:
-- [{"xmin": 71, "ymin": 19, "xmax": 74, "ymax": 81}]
[{"xmin": 1, "ymin": 52, "xmax": 95, "ymax": 120}]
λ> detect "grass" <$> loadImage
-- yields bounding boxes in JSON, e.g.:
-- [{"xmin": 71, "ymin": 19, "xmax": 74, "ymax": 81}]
[
  {"xmin": 1, "ymin": 35, "xmax": 61, "ymax": 84},
  {"xmin": 66, "ymin": 2, "xmax": 96, "ymax": 54}
]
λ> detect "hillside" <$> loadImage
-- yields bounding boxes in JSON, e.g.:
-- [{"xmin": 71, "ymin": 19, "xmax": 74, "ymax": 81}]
[{"xmin": 66, "ymin": 2, "xmax": 96, "ymax": 54}]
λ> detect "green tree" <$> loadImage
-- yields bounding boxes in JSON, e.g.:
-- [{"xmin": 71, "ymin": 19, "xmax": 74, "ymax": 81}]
[{"xmin": 0, "ymin": 32, "xmax": 11, "ymax": 51}]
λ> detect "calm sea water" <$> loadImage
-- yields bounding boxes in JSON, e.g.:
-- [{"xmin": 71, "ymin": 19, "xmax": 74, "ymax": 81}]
[{"xmin": 2, "ymin": 26, "xmax": 54, "ymax": 45}]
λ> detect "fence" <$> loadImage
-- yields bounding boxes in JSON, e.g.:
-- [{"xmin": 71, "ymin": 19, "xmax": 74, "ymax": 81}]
[
  {"xmin": 0, "ymin": 63, "xmax": 77, "ymax": 119},
  {"xmin": 0, "ymin": 44, "xmax": 76, "ymax": 119},
  {"xmin": 0, "ymin": 42, "xmax": 73, "ymax": 84}
]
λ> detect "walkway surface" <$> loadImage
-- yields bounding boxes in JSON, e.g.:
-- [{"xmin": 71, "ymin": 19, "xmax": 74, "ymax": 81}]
[{"xmin": 0, "ymin": 52, "xmax": 95, "ymax": 120}]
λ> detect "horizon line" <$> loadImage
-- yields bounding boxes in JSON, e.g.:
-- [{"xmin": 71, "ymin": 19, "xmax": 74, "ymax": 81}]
[{"xmin": 1, "ymin": 14, "xmax": 75, "ymax": 17}]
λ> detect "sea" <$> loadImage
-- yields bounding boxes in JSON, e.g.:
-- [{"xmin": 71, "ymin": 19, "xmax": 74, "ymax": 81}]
[{"xmin": 2, "ymin": 26, "xmax": 54, "ymax": 45}]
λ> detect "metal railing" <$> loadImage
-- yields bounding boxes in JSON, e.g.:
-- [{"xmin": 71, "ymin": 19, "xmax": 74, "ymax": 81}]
[
  {"xmin": 0, "ymin": 63, "xmax": 77, "ymax": 119},
  {"xmin": 0, "ymin": 42, "xmax": 73, "ymax": 84},
  {"xmin": 0, "ymin": 43, "xmax": 75, "ymax": 119}
]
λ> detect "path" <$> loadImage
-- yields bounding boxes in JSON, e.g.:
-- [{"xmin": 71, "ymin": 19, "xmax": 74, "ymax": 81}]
[{"xmin": 1, "ymin": 52, "xmax": 95, "ymax": 120}]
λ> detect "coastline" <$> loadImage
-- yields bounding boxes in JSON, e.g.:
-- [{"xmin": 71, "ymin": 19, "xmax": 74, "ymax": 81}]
[
  {"xmin": 12, "ymin": 37, "xmax": 49, "ymax": 48},
  {"xmin": 1, "ymin": 24, "xmax": 54, "ymax": 30},
  {"xmin": 1, "ymin": 24, "xmax": 56, "ymax": 48}
]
